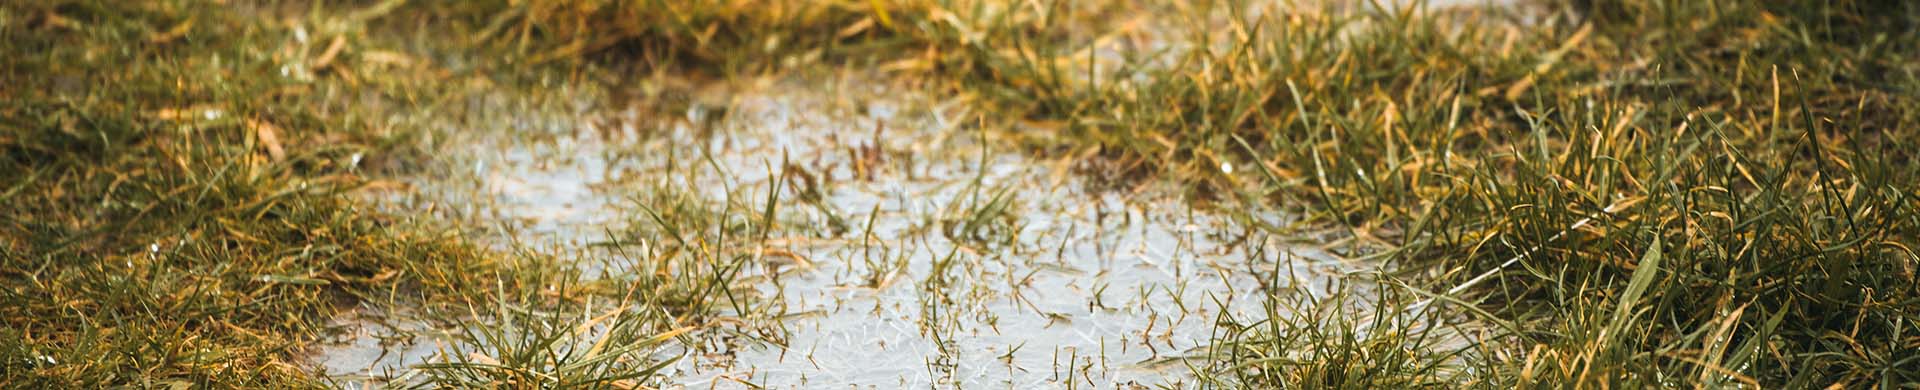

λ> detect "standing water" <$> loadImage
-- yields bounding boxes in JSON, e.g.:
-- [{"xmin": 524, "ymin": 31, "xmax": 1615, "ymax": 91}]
[{"xmin": 312, "ymin": 75, "xmax": 1354, "ymax": 388}]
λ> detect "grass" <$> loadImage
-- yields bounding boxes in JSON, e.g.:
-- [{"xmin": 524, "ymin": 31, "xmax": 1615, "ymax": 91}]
[
  {"xmin": 479, "ymin": 0, "xmax": 1920, "ymax": 386},
  {"xmin": 6, "ymin": 0, "xmax": 1917, "ymax": 387},
  {"xmin": 0, "ymin": 1, "xmax": 754, "ymax": 387},
  {"xmin": 969, "ymin": 1, "xmax": 1920, "ymax": 387},
  {"xmin": 0, "ymin": 1, "xmax": 509, "ymax": 386},
  {"xmin": 1201, "ymin": 274, "xmax": 1469, "ymax": 389}
]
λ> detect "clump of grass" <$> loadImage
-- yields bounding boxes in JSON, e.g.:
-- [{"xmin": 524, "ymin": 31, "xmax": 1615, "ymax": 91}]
[
  {"xmin": 1200, "ymin": 273, "xmax": 1471, "ymax": 389},
  {"xmin": 615, "ymin": 180, "xmax": 777, "ymax": 326},
  {"xmin": 420, "ymin": 305, "xmax": 686, "ymax": 389},
  {"xmin": 416, "ymin": 257, "xmax": 691, "ymax": 389},
  {"xmin": 940, "ymin": 177, "xmax": 1024, "ymax": 250}
]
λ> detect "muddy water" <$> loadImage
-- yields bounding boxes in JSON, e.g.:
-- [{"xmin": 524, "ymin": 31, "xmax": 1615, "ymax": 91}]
[{"xmin": 312, "ymin": 76, "xmax": 1351, "ymax": 388}]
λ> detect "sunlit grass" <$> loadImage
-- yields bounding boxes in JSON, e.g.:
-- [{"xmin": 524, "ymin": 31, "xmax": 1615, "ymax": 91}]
[
  {"xmin": 6, "ymin": 0, "xmax": 1916, "ymax": 387},
  {"xmin": 947, "ymin": 0, "xmax": 1920, "ymax": 386},
  {"xmin": 0, "ymin": 1, "xmax": 511, "ymax": 386},
  {"xmin": 490, "ymin": 0, "xmax": 1920, "ymax": 386}
]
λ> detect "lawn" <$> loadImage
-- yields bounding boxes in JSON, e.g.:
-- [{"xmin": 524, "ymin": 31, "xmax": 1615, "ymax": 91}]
[{"xmin": 3, "ymin": 0, "xmax": 1915, "ymax": 388}]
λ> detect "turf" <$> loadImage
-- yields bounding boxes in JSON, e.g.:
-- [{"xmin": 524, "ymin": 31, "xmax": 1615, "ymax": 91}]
[
  {"xmin": 464, "ymin": 0, "xmax": 1920, "ymax": 386},
  {"xmin": 0, "ymin": 1, "xmax": 505, "ymax": 386},
  {"xmin": 4, "ymin": 0, "xmax": 1916, "ymax": 388}
]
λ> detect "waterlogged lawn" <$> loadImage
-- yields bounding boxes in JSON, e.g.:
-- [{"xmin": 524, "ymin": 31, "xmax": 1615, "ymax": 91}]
[{"xmin": 4, "ymin": 0, "xmax": 1916, "ymax": 388}]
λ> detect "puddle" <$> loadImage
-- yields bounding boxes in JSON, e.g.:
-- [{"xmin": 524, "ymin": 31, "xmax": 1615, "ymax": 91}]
[
  {"xmin": 312, "ymin": 308, "xmax": 441, "ymax": 385},
  {"xmin": 310, "ymin": 75, "xmax": 1353, "ymax": 388},
  {"xmin": 311, "ymin": 91, "xmax": 633, "ymax": 384},
  {"xmin": 639, "ymin": 77, "xmax": 1350, "ymax": 388}
]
